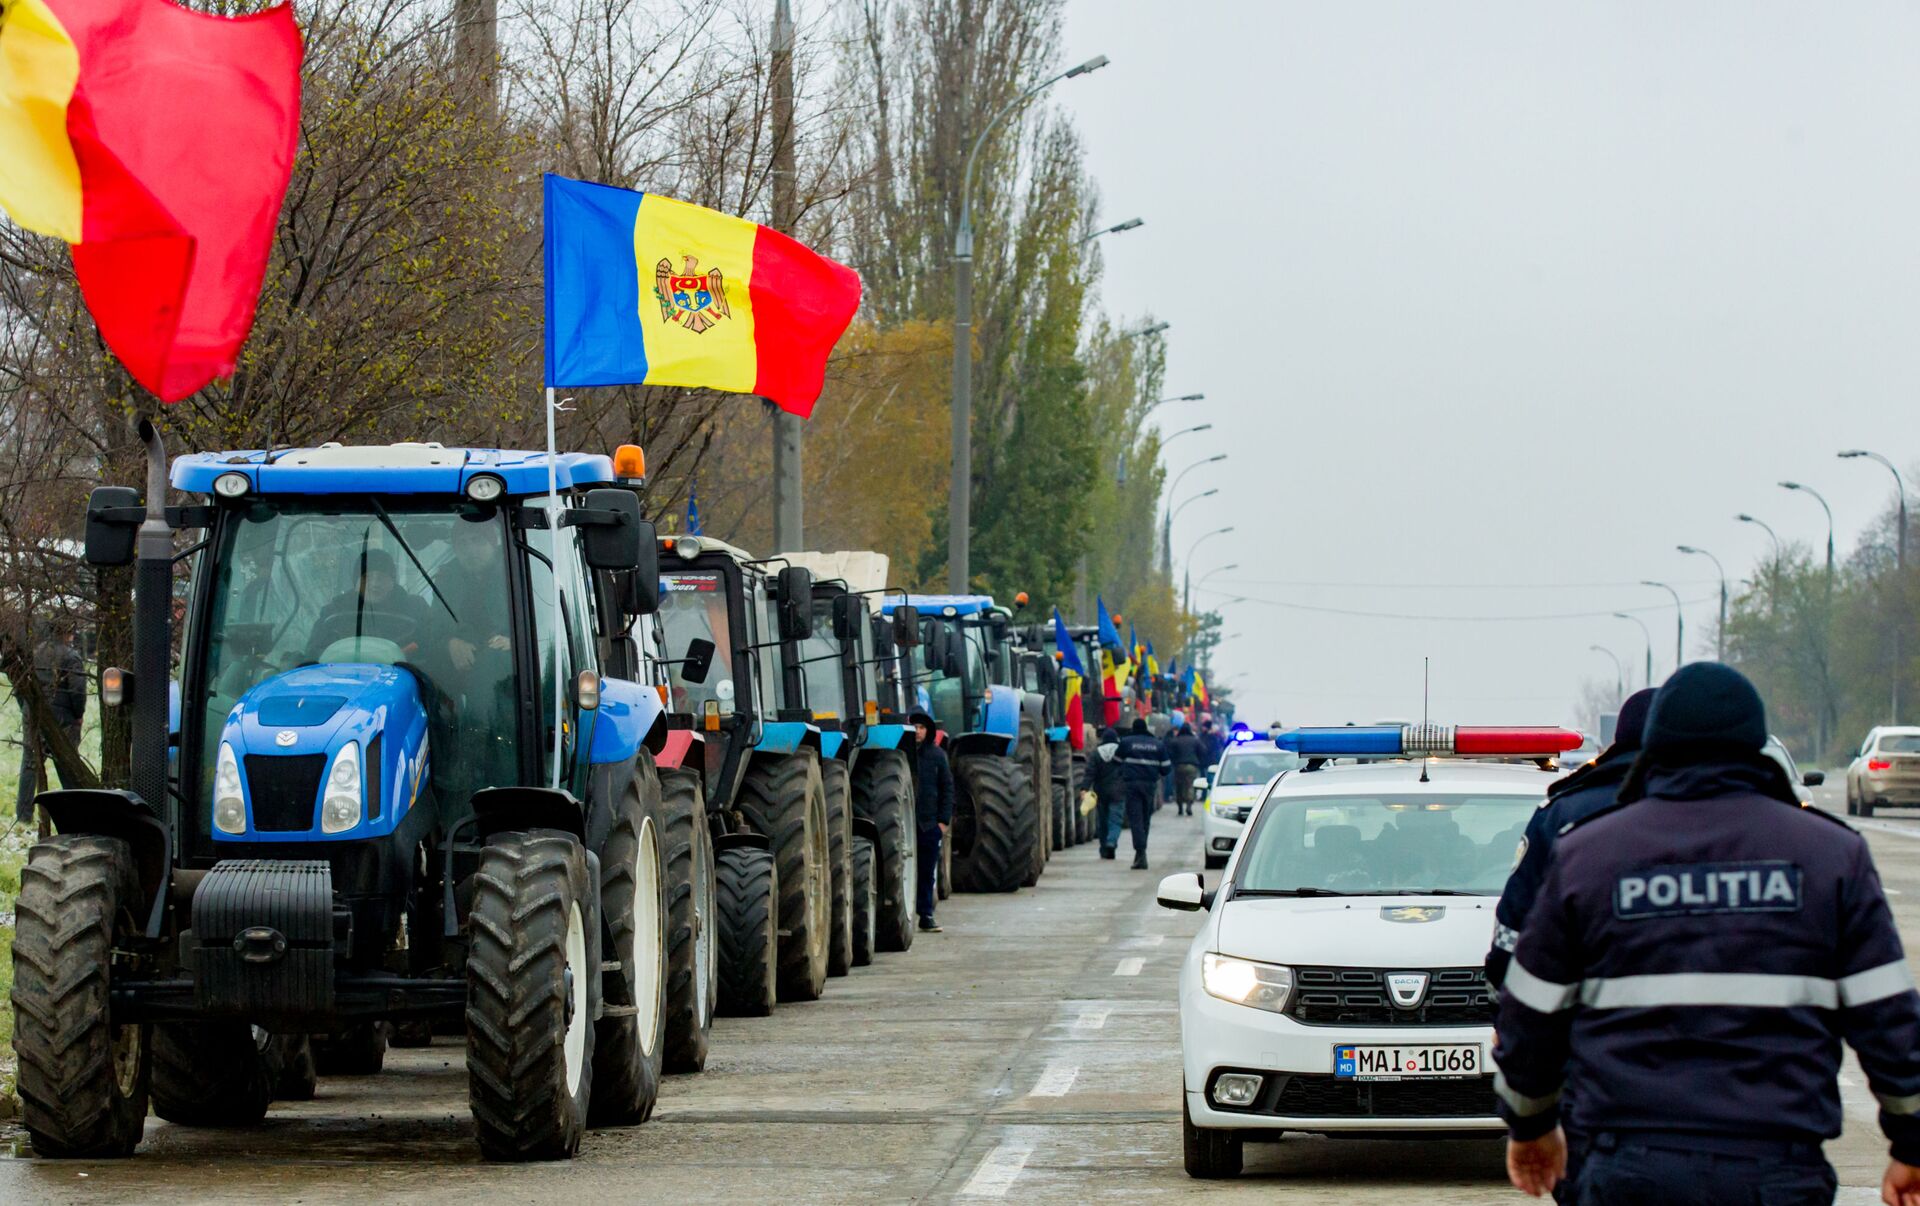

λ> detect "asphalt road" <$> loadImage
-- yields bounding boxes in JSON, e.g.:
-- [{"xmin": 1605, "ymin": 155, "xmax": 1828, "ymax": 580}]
[{"xmin": 1, "ymin": 787, "xmax": 1915, "ymax": 1203}]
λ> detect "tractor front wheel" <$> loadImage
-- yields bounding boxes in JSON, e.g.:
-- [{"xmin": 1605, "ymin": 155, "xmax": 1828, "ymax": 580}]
[
  {"xmin": 735, "ymin": 754, "xmax": 830, "ymax": 1002},
  {"xmin": 661, "ymin": 767, "xmax": 715, "ymax": 1073},
  {"xmin": 852, "ymin": 748, "xmax": 916, "ymax": 953},
  {"xmin": 589, "ymin": 757, "xmax": 668, "ymax": 1125},
  {"xmin": 714, "ymin": 845, "xmax": 778, "ymax": 1016},
  {"xmin": 312, "ymin": 1022, "xmax": 387, "ymax": 1076},
  {"xmin": 12, "ymin": 834, "xmax": 150, "ymax": 1157},
  {"xmin": 151, "ymin": 1022, "xmax": 274, "ymax": 1126},
  {"xmin": 823, "ymin": 759, "xmax": 855, "ymax": 978},
  {"xmin": 466, "ymin": 832, "xmax": 598, "ymax": 1161}
]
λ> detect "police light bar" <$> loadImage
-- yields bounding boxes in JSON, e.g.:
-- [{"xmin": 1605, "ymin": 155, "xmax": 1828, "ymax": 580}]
[{"xmin": 1274, "ymin": 724, "xmax": 1582, "ymax": 758}]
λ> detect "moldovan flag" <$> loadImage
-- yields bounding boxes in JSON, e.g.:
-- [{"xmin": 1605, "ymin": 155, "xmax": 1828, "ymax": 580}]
[
  {"xmin": 1052, "ymin": 608, "xmax": 1085, "ymax": 749},
  {"xmin": 0, "ymin": 0, "xmax": 302, "ymax": 401},
  {"xmin": 543, "ymin": 173, "xmax": 862, "ymax": 416}
]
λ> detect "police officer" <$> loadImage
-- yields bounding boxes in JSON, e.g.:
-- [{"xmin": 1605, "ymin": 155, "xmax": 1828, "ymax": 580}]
[
  {"xmin": 1166, "ymin": 719, "xmax": 1205, "ymax": 817},
  {"xmin": 1494, "ymin": 663, "xmax": 1920, "ymax": 1204},
  {"xmin": 1488, "ymin": 687, "xmax": 1656, "ymax": 990},
  {"xmin": 1116, "ymin": 718, "xmax": 1171, "ymax": 870}
]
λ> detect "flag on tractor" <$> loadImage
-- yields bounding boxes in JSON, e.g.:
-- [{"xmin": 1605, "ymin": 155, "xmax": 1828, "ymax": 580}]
[
  {"xmin": 1179, "ymin": 664, "xmax": 1196, "ymax": 705},
  {"xmin": 1052, "ymin": 608, "xmax": 1085, "ymax": 748},
  {"xmin": 1193, "ymin": 671, "xmax": 1209, "ymax": 709},
  {"xmin": 543, "ymin": 173, "xmax": 862, "ymax": 416},
  {"xmin": 685, "ymin": 481, "xmax": 702, "ymax": 535},
  {"xmin": 1146, "ymin": 640, "xmax": 1159, "ymax": 680},
  {"xmin": 0, "ymin": 0, "xmax": 302, "ymax": 401},
  {"xmin": 1095, "ymin": 597, "xmax": 1125, "ymax": 725},
  {"xmin": 1096, "ymin": 596, "xmax": 1122, "ymax": 651}
]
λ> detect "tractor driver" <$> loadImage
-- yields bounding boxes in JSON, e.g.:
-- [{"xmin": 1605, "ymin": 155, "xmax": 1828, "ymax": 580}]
[{"xmin": 312, "ymin": 548, "xmax": 428, "ymax": 658}]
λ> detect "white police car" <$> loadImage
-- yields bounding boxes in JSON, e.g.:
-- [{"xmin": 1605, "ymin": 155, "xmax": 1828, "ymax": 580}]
[
  {"xmin": 1201, "ymin": 739, "xmax": 1302, "ymax": 869},
  {"xmin": 1159, "ymin": 724, "xmax": 1578, "ymax": 1178}
]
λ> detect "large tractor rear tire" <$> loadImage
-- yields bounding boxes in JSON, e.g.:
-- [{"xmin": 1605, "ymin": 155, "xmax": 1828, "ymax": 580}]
[
  {"xmin": 822, "ymin": 759, "xmax": 855, "ymax": 978},
  {"xmin": 589, "ymin": 757, "xmax": 669, "ymax": 1125},
  {"xmin": 151, "ymin": 1022, "xmax": 274, "ymax": 1126},
  {"xmin": 466, "ymin": 832, "xmax": 598, "ymax": 1161},
  {"xmin": 735, "ymin": 753, "xmax": 831, "ymax": 1002},
  {"xmin": 714, "ymin": 845, "xmax": 778, "ymax": 1016},
  {"xmin": 661, "ymin": 767, "xmax": 715, "ymax": 1073},
  {"xmin": 851, "ymin": 748, "xmax": 915, "ymax": 953},
  {"xmin": 1017, "ymin": 716, "xmax": 1048, "ymax": 887},
  {"xmin": 1052, "ymin": 742, "xmax": 1075, "ymax": 849},
  {"xmin": 12, "ymin": 835, "xmax": 150, "ymax": 1157},
  {"xmin": 951, "ymin": 753, "xmax": 1033, "ymax": 893},
  {"xmin": 312, "ymin": 1022, "xmax": 388, "ymax": 1076},
  {"xmin": 851, "ymin": 836, "xmax": 877, "ymax": 968}
]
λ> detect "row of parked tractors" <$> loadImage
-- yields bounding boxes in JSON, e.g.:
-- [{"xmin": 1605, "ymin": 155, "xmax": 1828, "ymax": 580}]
[{"xmin": 9, "ymin": 434, "xmax": 1101, "ymax": 1162}]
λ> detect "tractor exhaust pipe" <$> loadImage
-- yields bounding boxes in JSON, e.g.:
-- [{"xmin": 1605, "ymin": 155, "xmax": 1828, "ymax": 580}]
[{"xmin": 130, "ymin": 419, "xmax": 173, "ymax": 828}]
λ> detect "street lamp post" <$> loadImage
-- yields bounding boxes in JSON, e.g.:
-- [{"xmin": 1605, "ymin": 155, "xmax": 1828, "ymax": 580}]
[
  {"xmin": 1078, "ymin": 216, "xmax": 1143, "ymax": 245},
  {"xmin": 1641, "ymin": 580, "xmax": 1684, "ymax": 672},
  {"xmin": 1163, "ymin": 486, "xmax": 1217, "ymax": 576},
  {"xmin": 1169, "ymin": 453, "xmax": 1226, "ymax": 501},
  {"xmin": 1142, "ymin": 393, "xmax": 1204, "ymax": 418},
  {"xmin": 1589, "ymin": 644, "xmax": 1625, "ymax": 703},
  {"xmin": 1195, "ymin": 562, "xmax": 1239, "ymax": 593},
  {"xmin": 1185, "ymin": 526, "xmax": 1235, "ymax": 613},
  {"xmin": 1161, "ymin": 423, "xmax": 1213, "ymax": 447},
  {"xmin": 950, "ymin": 53, "xmax": 1110, "ymax": 592},
  {"xmin": 1676, "ymin": 545, "xmax": 1727, "ymax": 660},
  {"xmin": 1122, "ymin": 321, "xmax": 1169, "ymax": 340},
  {"xmin": 1841, "ymin": 449, "xmax": 1908, "ymax": 722},
  {"xmin": 1613, "ymin": 612, "xmax": 1654, "ymax": 689},
  {"xmin": 1780, "ymin": 480, "xmax": 1837, "ymax": 756}
]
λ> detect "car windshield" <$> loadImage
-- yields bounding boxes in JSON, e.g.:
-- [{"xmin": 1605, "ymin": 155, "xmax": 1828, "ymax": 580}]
[
  {"xmin": 192, "ymin": 498, "xmax": 516, "ymax": 820},
  {"xmin": 1878, "ymin": 734, "xmax": 1920, "ymax": 754},
  {"xmin": 1217, "ymin": 750, "xmax": 1301, "ymax": 785},
  {"xmin": 1234, "ymin": 792, "xmax": 1540, "ymax": 895}
]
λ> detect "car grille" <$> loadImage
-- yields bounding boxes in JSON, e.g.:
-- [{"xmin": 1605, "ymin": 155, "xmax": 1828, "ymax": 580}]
[
  {"xmin": 1285, "ymin": 966, "xmax": 1495, "ymax": 1027},
  {"xmin": 1269, "ymin": 1073, "xmax": 1498, "ymax": 1119},
  {"xmin": 244, "ymin": 754, "xmax": 326, "ymax": 832}
]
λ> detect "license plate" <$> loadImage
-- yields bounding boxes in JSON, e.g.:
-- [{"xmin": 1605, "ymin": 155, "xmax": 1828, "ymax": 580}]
[{"xmin": 1334, "ymin": 1043, "xmax": 1482, "ymax": 1080}]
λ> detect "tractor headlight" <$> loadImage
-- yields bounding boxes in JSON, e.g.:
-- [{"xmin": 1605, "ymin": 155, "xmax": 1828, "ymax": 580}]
[
  {"xmin": 463, "ymin": 474, "xmax": 505, "ymax": 503},
  {"xmin": 212, "ymin": 472, "xmax": 251, "ymax": 499},
  {"xmin": 1202, "ymin": 953, "xmax": 1293, "ymax": 1013},
  {"xmin": 321, "ymin": 741, "xmax": 363, "ymax": 834},
  {"xmin": 214, "ymin": 742, "xmax": 246, "ymax": 834}
]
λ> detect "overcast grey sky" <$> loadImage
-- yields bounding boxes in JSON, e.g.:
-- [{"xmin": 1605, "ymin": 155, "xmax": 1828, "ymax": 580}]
[{"xmin": 1055, "ymin": 0, "xmax": 1920, "ymax": 728}]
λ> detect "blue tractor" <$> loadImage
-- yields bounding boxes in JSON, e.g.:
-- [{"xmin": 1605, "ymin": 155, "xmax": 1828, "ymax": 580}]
[
  {"xmin": 13, "ymin": 431, "xmax": 673, "ymax": 1161},
  {"xmin": 881, "ymin": 595, "xmax": 1047, "ymax": 892}
]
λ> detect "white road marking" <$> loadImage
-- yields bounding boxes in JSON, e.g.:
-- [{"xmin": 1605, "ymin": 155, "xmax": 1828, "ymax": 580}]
[
  {"xmin": 1029, "ymin": 1060, "xmax": 1078, "ymax": 1097},
  {"xmin": 958, "ymin": 1140, "xmax": 1034, "ymax": 1197},
  {"xmin": 1114, "ymin": 957, "xmax": 1144, "ymax": 976},
  {"xmin": 1073, "ymin": 1007, "xmax": 1110, "ymax": 1030}
]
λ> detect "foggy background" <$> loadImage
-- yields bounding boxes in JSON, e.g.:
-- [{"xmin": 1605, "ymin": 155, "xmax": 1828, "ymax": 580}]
[{"xmin": 1057, "ymin": 0, "xmax": 1920, "ymax": 729}]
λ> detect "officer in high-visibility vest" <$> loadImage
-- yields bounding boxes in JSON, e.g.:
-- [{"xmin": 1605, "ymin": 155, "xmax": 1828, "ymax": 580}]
[{"xmin": 1493, "ymin": 663, "xmax": 1920, "ymax": 1205}]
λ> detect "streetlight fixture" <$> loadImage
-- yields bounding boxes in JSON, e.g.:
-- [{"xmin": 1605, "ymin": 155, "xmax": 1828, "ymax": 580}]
[
  {"xmin": 1589, "ymin": 644, "xmax": 1625, "ymax": 703},
  {"xmin": 1143, "ymin": 393, "xmax": 1204, "ymax": 417},
  {"xmin": 1122, "ymin": 320, "xmax": 1170, "ymax": 340},
  {"xmin": 1640, "ymin": 580, "xmax": 1684, "ymax": 672},
  {"xmin": 1078, "ymin": 216, "xmax": 1143, "ymax": 245},
  {"xmin": 1612, "ymin": 612, "xmax": 1654, "ymax": 689},
  {"xmin": 1161, "ymin": 422, "xmax": 1213, "ymax": 447},
  {"xmin": 1676, "ymin": 545, "xmax": 1727, "ymax": 660},
  {"xmin": 1170, "ymin": 489, "xmax": 1218, "ymax": 526},
  {"xmin": 949, "ymin": 52, "xmax": 1110, "ymax": 592},
  {"xmin": 1195, "ymin": 563, "xmax": 1239, "ymax": 592},
  {"xmin": 1169, "ymin": 452, "xmax": 1226, "ymax": 500},
  {"xmin": 1736, "ymin": 513, "xmax": 1783, "ymax": 563},
  {"xmin": 1162, "ymin": 487, "xmax": 1217, "ymax": 574},
  {"xmin": 1185, "ymin": 526, "xmax": 1235, "ymax": 612},
  {"xmin": 1840, "ymin": 449, "xmax": 1908, "ymax": 722},
  {"xmin": 1779, "ymin": 481, "xmax": 1836, "ymax": 582},
  {"xmin": 1779, "ymin": 480, "xmax": 1838, "ymax": 755}
]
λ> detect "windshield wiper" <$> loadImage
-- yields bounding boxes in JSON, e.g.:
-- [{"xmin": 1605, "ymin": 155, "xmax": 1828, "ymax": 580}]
[
  {"xmin": 368, "ymin": 497, "xmax": 458, "ymax": 621},
  {"xmin": 1232, "ymin": 887, "xmax": 1353, "ymax": 898},
  {"xmin": 1386, "ymin": 889, "xmax": 1483, "ymax": 896}
]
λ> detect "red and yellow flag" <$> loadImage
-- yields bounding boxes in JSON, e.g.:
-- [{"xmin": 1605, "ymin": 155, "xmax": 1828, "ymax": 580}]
[{"xmin": 0, "ymin": 0, "xmax": 301, "ymax": 401}]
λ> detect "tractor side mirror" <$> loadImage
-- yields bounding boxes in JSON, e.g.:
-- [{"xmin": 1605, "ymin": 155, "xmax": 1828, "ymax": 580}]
[
  {"xmin": 680, "ymin": 637, "xmax": 716, "ymax": 684},
  {"xmin": 891, "ymin": 605, "xmax": 921, "ymax": 648},
  {"xmin": 831, "ymin": 593, "xmax": 861, "ymax": 642},
  {"xmin": 579, "ymin": 488, "xmax": 649, "ymax": 574},
  {"xmin": 85, "ymin": 486, "xmax": 140, "ymax": 567},
  {"xmin": 776, "ymin": 567, "xmax": 813, "ymax": 641},
  {"xmin": 1802, "ymin": 770, "xmax": 1826, "ymax": 787}
]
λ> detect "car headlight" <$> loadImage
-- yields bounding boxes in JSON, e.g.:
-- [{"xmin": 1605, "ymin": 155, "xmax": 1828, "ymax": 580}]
[
  {"xmin": 214, "ymin": 742, "xmax": 246, "ymax": 834},
  {"xmin": 1203, "ymin": 953, "xmax": 1293, "ymax": 1013},
  {"xmin": 321, "ymin": 741, "xmax": 363, "ymax": 834}
]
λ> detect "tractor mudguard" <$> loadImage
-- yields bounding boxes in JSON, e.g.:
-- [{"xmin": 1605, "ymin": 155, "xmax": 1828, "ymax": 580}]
[
  {"xmin": 587, "ymin": 677, "xmax": 664, "ymax": 765},
  {"xmin": 756, "ymin": 720, "xmax": 820, "ymax": 756},
  {"xmin": 714, "ymin": 830, "xmax": 771, "ymax": 854},
  {"xmin": 470, "ymin": 786, "xmax": 586, "ymax": 842},
  {"xmin": 850, "ymin": 815, "xmax": 879, "ymax": 846},
  {"xmin": 861, "ymin": 723, "xmax": 910, "ymax": 751},
  {"xmin": 950, "ymin": 730, "xmax": 1016, "ymax": 761},
  {"xmin": 656, "ymin": 728, "xmax": 703, "ymax": 771},
  {"xmin": 818, "ymin": 730, "xmax": 847, "ymax": 760},
  {"xmin": 1046, "ymin": 725, "xmax": 1070, "ymax": 745},
  {"xmin": 37, "ymin": 788, "xmax": 171, "ymax": 937}
]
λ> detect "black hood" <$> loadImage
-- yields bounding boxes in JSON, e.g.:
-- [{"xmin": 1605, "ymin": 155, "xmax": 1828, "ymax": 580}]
[{"xmin": 1617, "ymin": 662, "xmax": 1798, "ymax": 806}]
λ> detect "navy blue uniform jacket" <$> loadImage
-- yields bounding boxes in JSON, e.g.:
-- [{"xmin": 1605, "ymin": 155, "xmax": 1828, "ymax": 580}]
[
  {"xmin": 1493, "ymin": 764, "xmax": 1920, "ymax": 1163},
  {"xmin": 914, "ymin": 740, "xmax": 955, "ymax": 834},
  {"xmin": 1116, "ymin": 732, "xmax": 1171, "ymax": 786}
]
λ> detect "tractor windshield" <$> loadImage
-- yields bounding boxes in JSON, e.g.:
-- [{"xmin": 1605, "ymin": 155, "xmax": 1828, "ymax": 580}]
[
  {"xmin": 798, "ymin": 598, "xmax": 847, "ymax": 719},
  {"xmin": 658, "ymin": 570, "xmax": 737, "ymax": 716},
  {"xmin": 190, "ymin": 498, "xmax": 518, "ymax": 819}
]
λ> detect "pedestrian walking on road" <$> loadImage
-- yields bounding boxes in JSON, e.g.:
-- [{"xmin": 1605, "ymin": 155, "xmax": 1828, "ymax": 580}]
[
  {"xmin": 15, "ymin": 624, "xmax": 86, "ymax": 823},
  {"xmin": 911, "ymin": 711, "xmax": 954, "ymax": 932},
  {"xmin": 1116, "ymin": 718, "xmax": 1171, "ymax": 870},
  {"xmin": 1485, "ymin": 686, "xmax": 1654, "ymax": 1202},
  {"xmin": 1494, "ymin": 663, "xmax": 1920, "ymax": 1205},
  {"xmin": 1167, "ymin": 720, "xmax": 1205, "ymax": 817},
  {"xmin": 1090, "ymin": 725, "xmax": 1126, "ymax": 859}
]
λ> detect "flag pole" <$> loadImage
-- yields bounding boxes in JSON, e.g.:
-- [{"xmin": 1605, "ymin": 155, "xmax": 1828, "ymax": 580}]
[{"xmin": 547, "ymin": 385, "xmax": 564, "ymax": 789}]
